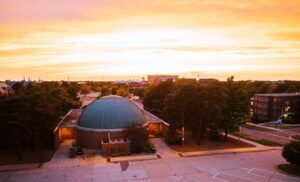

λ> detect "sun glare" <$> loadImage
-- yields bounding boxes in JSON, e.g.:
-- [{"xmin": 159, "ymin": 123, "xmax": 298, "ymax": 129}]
[{"xmin": 1, "ymin": 0, "xmax": 300, "ymax": 80}]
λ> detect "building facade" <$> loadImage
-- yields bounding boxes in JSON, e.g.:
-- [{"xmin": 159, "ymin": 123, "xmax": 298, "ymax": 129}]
[
  {"xmin": 0, "ymin": 82, "xmax": 9, "ymax": 95},
  {"xmin": 55, "ymin": 95, "xmax": 170, "ymax": 156},
  {"xmin": 253, "ymin": 93, "xmax": 300, "ymax": 123},
  {"xmin": 147, "ymin": 75, "xmax": 178, "ymax": 85}
]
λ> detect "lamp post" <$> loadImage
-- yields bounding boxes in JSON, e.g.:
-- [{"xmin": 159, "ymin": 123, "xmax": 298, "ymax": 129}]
[
  {"xmin": 182, "ymin": 125, "xmax": 185, "ymax": 146},
  {"xmin": 182, "ymin": 93, "xmax": 185, "ymax": 147},
  {"xmin": 239, "ymin": 126, "xmax": 242, "ymax": 141},
  {"xmin": 108, "ymin": 132, "xmax": 111, "ymax": 161},
  {"xmin": 182, "ymin": 108, "xmax": 185, "ymax": 146}
]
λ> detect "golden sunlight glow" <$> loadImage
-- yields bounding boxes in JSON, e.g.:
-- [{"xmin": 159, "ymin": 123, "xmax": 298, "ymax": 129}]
[{"xmin": 1, "ymin": 0, "xmax": 300, "ymax": 81}]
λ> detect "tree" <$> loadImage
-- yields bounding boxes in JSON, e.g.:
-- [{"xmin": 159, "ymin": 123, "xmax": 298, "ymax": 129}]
[
  {"xmin": 132, "ymin": 87, "xmax": 145, "ymax": 98},
  {"xmin": 111, "ymin": 87, "xmax": 118, "ymax": 95},
  {"xmin": 162, "ymin": 85, "xmax": 204, "ymax": 144},
  {"xmin": 223, "ymin": 76, "xmax": 249, "ymax": 139},
  {"xmin": 12, "ymin": 82, "xmax": 24, "ymax": 93},
  {"xmin": 204, "ymin": 81, "xmax": 226, "ymax": 139},
  {"xmin": 143, "ymin": 80, "xmax": 174, "ymax": 117},
  {"xmin": 126, "ymin": 124, "xmax": 149, "ymax": 153},
  {"xmin": 282, "ymin": 141, "xmax": 300, "ymax": 168},
  {"xmin": 81, "ymin": 85, "xmax": 91, "ymax": 95},
  {"xmin": 117, "ymin": 87, "xmax": 129, "ymax": 97},
  {"xmin": 0, "ymin": 81, "xmax": 81, "ymax": 157},
  {"xmin": 100, "ymin": 87, "xmax": 110, "ymax": 96}
]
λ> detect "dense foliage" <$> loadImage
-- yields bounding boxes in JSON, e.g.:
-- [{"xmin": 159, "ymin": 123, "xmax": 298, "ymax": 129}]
[
  {"xmin": 143, "ymin": 80, "xmax": 174, "ymax": 118},
  {"xmin": 0, "ymin": 82, "xmax": 81, "ymax": 159},
  {"xmin": 142, "ymin": 77, "xmax": 300, "ymax": 144},
  {"xmin": 126, "ymin": 124, "xmax": 149, "ymax": 153},
  {"xmin": 282, "ymin": 141, "xmax": 300, "ymax": 167},
  {"xmin": 80, "ymin": 81, "xmax": 139, "ymax": 98}
]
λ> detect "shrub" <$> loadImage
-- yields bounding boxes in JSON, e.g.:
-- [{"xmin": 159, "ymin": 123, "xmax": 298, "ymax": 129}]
[
  {"xmin": 126, "ymin": 124, "xmax": 149, "ymax": 153},
  {"xmin": 282, "ymin": 141, "xmax": 300, "ymax": 167}
]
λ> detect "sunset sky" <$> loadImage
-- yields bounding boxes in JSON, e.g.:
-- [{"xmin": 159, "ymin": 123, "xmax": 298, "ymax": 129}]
[{"xmin": 1, "ymin": 0, "xmax": 300, "ymax": 81}]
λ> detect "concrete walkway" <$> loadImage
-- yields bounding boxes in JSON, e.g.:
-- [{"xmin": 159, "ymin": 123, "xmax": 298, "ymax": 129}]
[
  {"xmin": 150, "ymin": 138, "xmax": 179, "ymax": 159},
  {"xmin": 1, "ymin": 150, "xmax": 299, "ymax": 182},
  {"xmin": 1, "ymin": 139, "xmax": 299, "ymax": 181},
  {"xmin": 43, "ymin": 140, "xmax": 107, "ymax": 169}
]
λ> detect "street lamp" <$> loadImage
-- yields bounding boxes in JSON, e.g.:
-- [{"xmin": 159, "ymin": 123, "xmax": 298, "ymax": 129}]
[
  {"xmin": 182, "ymin": 93, "xmax": 186, "ymax": 147},
  {"xmin": 108, "ymin": 132, "xmax": 111, "ymax": 161},
  {"xmin": 182, "ymin": 107, "xmax": 185, "ymax": 146},
  {"xmin": 239, "ymin": 126, "xmax": 242, "ymax": 141},
  {"xmin": 182, "ymin": 126, "xmax": 185, "ymax": 146}
]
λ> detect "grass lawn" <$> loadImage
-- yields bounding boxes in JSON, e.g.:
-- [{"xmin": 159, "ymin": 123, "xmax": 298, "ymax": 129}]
[
  {"xmin": 169, "ymin": 137, "xmax": 255, "ymax": 152},
  {"xmin": 279, "ymin": 125, "xmax": 300, "ymax": 129},
  {"xmin": 278, "ymin": 164, "xmax": 300, "ymax": 177},
  {"xmin": 232, "ymin": 132, "xmax": 283, "ymax": 146},
  {"xmin": 0, "ymin": 149, "xmax": 54, "ymax": 166},
  {"xmin": 243, "ymin": 124, "xmax": 274, "ymax": 132},
  {"xmin": 292, "ymin": 135, "xmax": 300, "ymax": 141}
]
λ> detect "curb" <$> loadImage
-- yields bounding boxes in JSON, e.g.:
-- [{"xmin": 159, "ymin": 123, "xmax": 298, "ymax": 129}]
[
  {"xmin": 179, "ymin": 147, "xmax": 281, "ymax": 158},
  {"xmin": 109, "ymin": 154, "xmax": 160, "ymax": 163},
  {"xmin": 0, "ymin": 163, "xmax": 42, "ymax": 173}
]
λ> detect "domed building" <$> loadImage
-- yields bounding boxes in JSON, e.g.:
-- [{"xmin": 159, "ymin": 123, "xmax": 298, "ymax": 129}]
[
  {"xmin": 55, "ymin": 94, "xmax": 169, "ymax": 156},
  {"xmin": 76, "ymin": 95, "xmax": 146, "ymax": 149}
]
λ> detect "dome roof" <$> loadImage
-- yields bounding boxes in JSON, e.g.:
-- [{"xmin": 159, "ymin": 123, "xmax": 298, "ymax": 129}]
[{"xmin": 77, "ymin": 96, "xmax": 145, "ymax": 129}]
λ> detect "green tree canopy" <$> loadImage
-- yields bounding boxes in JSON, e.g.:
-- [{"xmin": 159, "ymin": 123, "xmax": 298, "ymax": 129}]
[{"xmin": 143, "ymin": 80, "xmax": 174, "ymax": 117}]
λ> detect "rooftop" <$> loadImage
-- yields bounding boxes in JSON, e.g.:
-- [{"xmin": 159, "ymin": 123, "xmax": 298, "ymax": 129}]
[
  {"xmin": 59, "ymin": 109, "xmax": 83, "ymax": 128},
  {"xmin": 77, "ymin": 96, "xmax": 145, "ymax": 129}
]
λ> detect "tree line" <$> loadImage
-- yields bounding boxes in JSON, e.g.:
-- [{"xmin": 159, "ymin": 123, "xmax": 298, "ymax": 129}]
[
  {"xmin": 0, "ymin": 81, "xmax": 81, "ymax": 159},
  {"xmin": 142, "ymin": 77, "xmax": 300, "ymax": 144}
]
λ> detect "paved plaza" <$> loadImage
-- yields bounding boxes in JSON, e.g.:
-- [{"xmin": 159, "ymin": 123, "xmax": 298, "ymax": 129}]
[{"xmin": 1, "ymin": 139, "xmax": 299, "ymax": 182}]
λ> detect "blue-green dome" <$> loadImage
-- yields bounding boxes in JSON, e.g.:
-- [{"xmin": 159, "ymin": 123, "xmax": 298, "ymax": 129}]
[{"xmin": 77, "ymin": 96, "xmax": 145, "ymax": 129}]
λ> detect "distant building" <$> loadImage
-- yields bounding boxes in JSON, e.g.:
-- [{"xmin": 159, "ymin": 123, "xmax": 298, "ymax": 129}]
[
  {"xmin": 147, "ymin": 75, "xmax": 178, "ymax": 84},
  {"xmin": 252, "ymin": 93, "xmax": 300, "ymax": 123},
  {"xmin": 0, "ymin": 82, "xmax": 9, "ymax": 95},
  {"xmin": 198, "ymin": 78, "xmax": 218, "ymax": 84}
]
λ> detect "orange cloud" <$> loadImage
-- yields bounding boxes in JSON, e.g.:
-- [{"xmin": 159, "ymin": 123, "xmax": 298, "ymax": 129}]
[
  {"xmin": 272, "ymin": 32, "xmax": 300, "ymax": 41},
  {"xmin": 1, "ymin": 0, "xmax": 300, "ymax": 80}
]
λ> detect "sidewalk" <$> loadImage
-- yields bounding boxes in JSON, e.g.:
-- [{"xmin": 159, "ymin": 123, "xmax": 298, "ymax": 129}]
[
  {"xmin": 244, "ymin": 122, "xmax": 299, "ymax": 144},
  {"xmin": 247, "ymin": 122, "xmax": 300, "ymax": 136}
]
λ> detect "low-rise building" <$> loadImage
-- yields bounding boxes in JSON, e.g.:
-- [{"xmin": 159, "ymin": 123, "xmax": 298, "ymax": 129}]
[
  {"xmin": 0, "ymin": 82, "xmax": 9, "ymax": 95},
  {"xmin": 147, "ymin": 75, "xmax": 178, "ymax": 85},
  {"xmin": 55, "ymin": 95, "xmax": 169, "ymax": 157},
  {"xmin": 253, "ymin": 93, "xmax": 300, "ymax": 123}
]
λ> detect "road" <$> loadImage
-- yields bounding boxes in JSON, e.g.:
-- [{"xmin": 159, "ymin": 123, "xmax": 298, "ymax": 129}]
[{"xmin": 241, "ymin": 125, "xmax": 300, "ymax": 145}]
